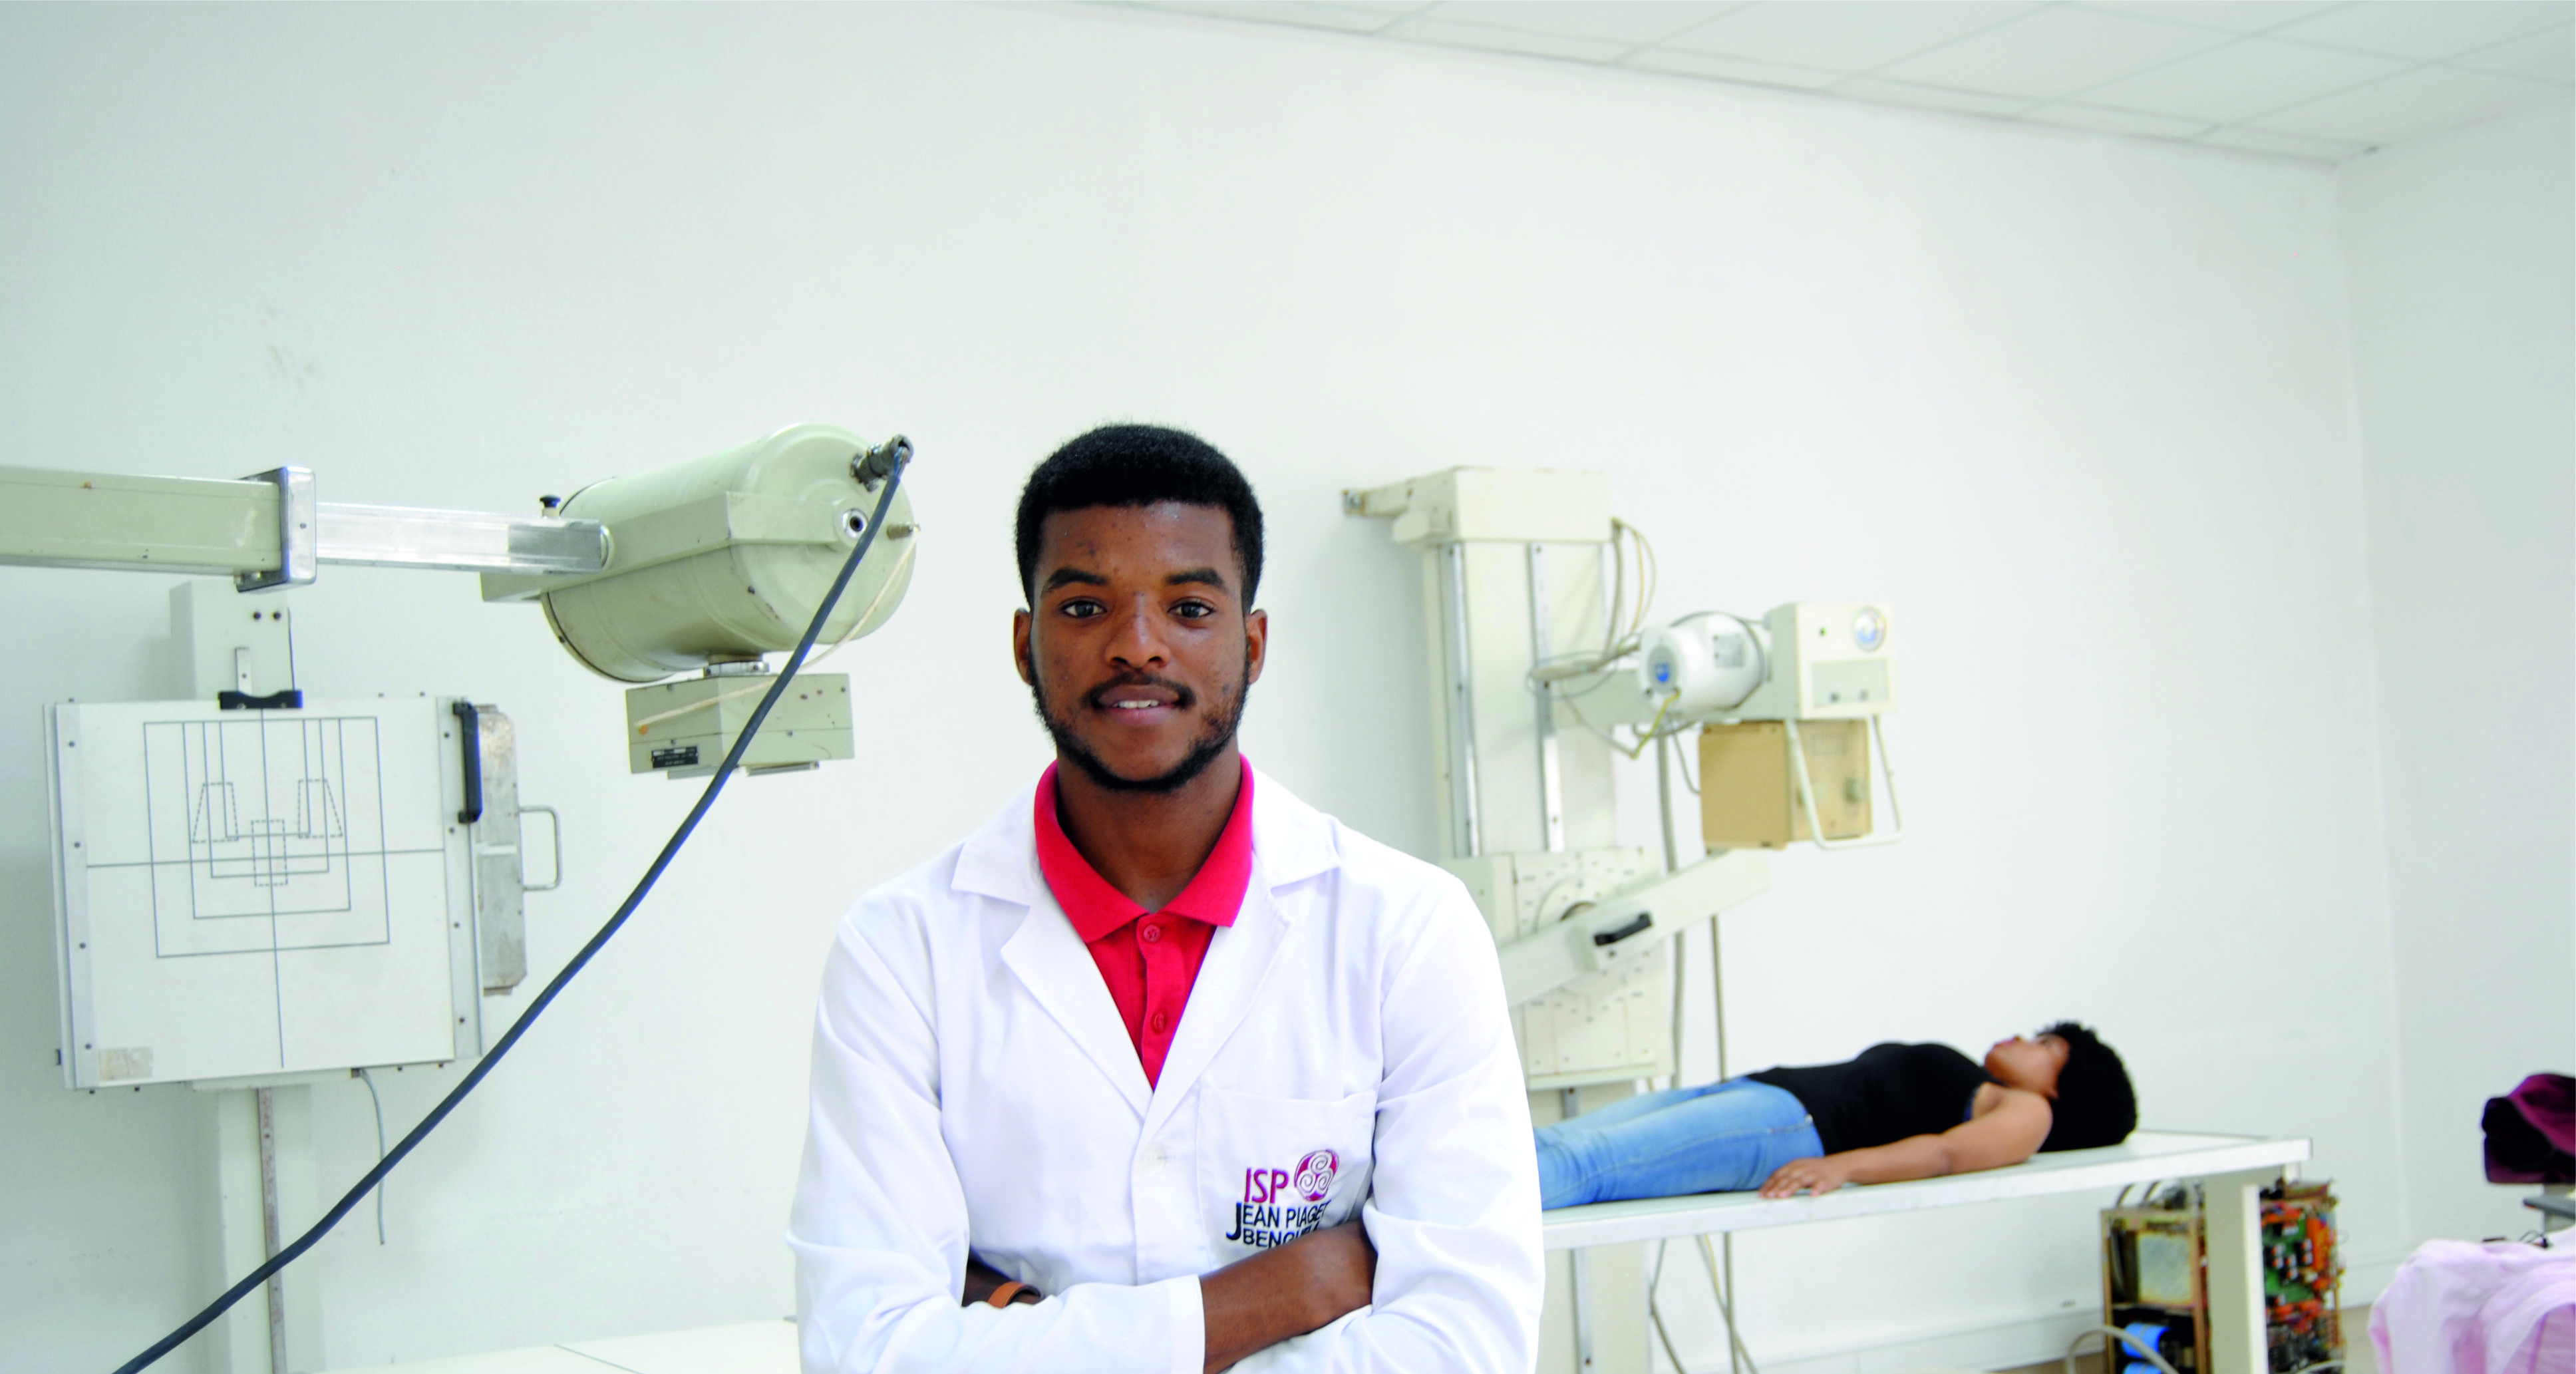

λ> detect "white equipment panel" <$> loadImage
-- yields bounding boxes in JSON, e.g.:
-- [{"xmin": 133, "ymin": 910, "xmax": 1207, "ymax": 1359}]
[
  {"xmin": 47, "ymin": 697, "xmax": 479, "ymax": 1089},
  {"xmin": 1446, "ymin": 846, "xmax": 1670, "ymax": 1089},
  {"xmin": 1732, "ymin": 601, "xmax": 1897, "ymax": 721}
]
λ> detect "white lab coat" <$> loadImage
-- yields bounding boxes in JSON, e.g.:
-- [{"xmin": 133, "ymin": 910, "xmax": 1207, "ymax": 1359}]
[{"xmin": 789, "ymin": 768, "xmax": 1541, "ymax": 1374}]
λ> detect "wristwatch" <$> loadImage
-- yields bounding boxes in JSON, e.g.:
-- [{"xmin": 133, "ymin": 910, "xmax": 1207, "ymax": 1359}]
[{"xmin": 985, "ymin": 1280, "xmax": 1042, "ymax": 1307}]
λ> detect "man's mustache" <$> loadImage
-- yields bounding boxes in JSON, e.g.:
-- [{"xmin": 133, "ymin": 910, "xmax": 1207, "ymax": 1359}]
[{"xmin": 1084, "ymin": 673, "xmax": 1196, "ymax": 709}]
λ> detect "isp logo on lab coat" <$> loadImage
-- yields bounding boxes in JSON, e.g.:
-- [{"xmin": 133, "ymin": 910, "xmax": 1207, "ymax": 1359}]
[
  {"xmin": 1293, "ymin": 1149, "xmax": 1339, "ymax": 1202},
  {"xmin": 1199, "ymin": 1084, "xmax": 1376, "ymax": 1259},
  {"xmin": 1225, "ymin": 1147, "xmax": 1344, "ymax": 1250}
]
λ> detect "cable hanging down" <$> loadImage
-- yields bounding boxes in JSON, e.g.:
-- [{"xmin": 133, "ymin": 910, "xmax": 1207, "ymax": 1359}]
[
  {"xmin": 1518, "ymin": 516, "xmax": 1772, "ymax": 761},
  {"xmin": 113, "ymin": 437, "xmax": 914, "ymax": 1374}
]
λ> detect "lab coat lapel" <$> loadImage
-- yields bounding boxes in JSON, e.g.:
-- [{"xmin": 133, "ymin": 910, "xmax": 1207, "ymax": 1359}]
[
  {"xmin": 1143, "ymin": 771, "xmax": 1340, "ymax": 1138},
  {"xmin": 1142, "ymin": 879, "xmax": 1289, "ymax": 1140},
  {"xmin": 994, "ymin": 867, "xmax": 1154, "ymax": 1120}
]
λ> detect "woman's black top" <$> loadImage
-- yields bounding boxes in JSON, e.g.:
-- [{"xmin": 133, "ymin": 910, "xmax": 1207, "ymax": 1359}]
[{"xmin": 1748, "ymin": 1043, "xmax": 1994, "ymax": 1154}]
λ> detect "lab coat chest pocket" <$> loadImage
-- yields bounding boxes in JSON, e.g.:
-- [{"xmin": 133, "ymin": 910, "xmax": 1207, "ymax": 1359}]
[{"xmin": 1196, "ymin": 1085, "xmax": 1376, "ymax": 1263}]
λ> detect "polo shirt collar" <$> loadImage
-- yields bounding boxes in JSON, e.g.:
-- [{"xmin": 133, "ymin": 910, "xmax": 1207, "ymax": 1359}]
[
  {"xmin": 1033, "ymin": 757, "xmax": 1255, "ymax": 943},
  {"xmin": 949, "ymin": 761, "xmax": 1337, "ymax": 910}
]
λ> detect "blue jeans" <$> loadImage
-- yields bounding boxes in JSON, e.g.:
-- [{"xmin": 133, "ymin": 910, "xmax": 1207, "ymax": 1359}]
[{"xmin": 1534, "ymin": 1079, "xmax": 1824, "ymax": 1209}]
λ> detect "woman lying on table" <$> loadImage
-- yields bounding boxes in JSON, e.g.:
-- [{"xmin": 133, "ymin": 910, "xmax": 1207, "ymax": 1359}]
[{"xmin": 1535, "ymin": 1023, "xmax": 2138, "ymax": 1209}]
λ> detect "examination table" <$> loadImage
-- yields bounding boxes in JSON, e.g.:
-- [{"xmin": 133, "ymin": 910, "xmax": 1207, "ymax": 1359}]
[{"xmin": 329, "ymin": 1131, "xmax": 2309, "ymax": 1374}]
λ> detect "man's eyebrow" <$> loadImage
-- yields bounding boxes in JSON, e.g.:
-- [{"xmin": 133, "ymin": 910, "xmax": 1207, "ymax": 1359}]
[
  {"xmin": 1041, "ymin": 568, "xmax": 1109, "ymax": 593},
  {"xmin": 1165, "ymin": 567, "xmax": 1231, "ymax": 592}
]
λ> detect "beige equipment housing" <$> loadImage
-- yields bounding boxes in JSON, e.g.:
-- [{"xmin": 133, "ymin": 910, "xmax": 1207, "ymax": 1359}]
[{"xmin": 1699, "ymin": 718, "xmax": 1873, "ymax": 849}]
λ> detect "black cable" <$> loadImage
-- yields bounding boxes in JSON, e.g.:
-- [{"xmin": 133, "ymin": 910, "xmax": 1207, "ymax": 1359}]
[{"xmin": 114, "ymin": 443, "xmax": 911, "ymax": 1374}]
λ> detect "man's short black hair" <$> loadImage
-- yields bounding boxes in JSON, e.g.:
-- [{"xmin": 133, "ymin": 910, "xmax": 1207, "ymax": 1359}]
[
  {"xmin": 2038, "ymin": 1021, "xmax": 2137, "ymax": 1152},
  {"xmin": 1015, "ymin": 425, "xmax": 1264, "ymax": 606}
]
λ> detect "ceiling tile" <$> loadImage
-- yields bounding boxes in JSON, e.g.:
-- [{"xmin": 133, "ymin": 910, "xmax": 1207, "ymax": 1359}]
[
  {"xmin": 2074, "ymin": 3, "xmax": 2348, "ymax": 35},
  {"xmin": 1102, "ymin": 0, "xmax": 2561, "ymax": 162},
  {"xmin": 2081, "ymin": 35, "xmax": 2410, "ymax": 122},
  {"xmin": 1378, "ymin": 15, "xmax": 1638, "ymax": 62},
  {"xmin": 1122, "ymin": 1, "xmax": 1424, "ymax": 37},
  {"xmin": 1834, "ymin": 75, "xmax": 2037, "ymax": 114},
  {"xmin": 2242, "ymin": 62, "xmax": 2569, "ymax": 141},
  {"xmin": 1623, "ymin": 48, "xmax": 1848, "ymax": 90},
  {"xmin": 2270, "ymin": 1, "xmax": 2574, "ymax": 60},
  {"xmin": 2451, "ymin": 21, "xmax": 2576, "ymax": 81},
  {"xmin": 2192, "ymin": 126, "xmax": 2370, "ymax": 159},
  {"xmin": 1423, "ymin": 1, "xmax": 1744, "ymax": 47},
  {"xmin": 1878, "ymin": 6, "xmax": 2236, "ymax": 99},
  {"xmin": 1656, "ymin": 2, "xmax": 2040, "ymax": 72},
  {"xmin": 2021, "ymin": 102, "xmax": 2218, "ymax": 136}
]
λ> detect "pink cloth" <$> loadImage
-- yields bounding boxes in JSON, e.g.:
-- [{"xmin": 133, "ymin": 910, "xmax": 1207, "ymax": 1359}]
[{"xmin": 2371, "ymin": 1240, "xmax": 2576, "ymax": 1374}]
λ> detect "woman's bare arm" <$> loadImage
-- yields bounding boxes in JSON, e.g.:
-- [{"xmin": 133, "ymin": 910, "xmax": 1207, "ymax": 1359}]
[{"xmin": 1759, "ymin": 1089, "xmax": 2053, "ymax": 1198}]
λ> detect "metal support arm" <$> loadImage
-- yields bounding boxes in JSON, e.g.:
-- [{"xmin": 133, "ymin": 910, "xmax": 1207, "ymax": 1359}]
[
  {"xmin": 1495, "ymin": 850, "xmax": 1769, "ymax": 1005},
  {"xmin": 0, "ymin": 464, "xmax": 608, "ymax": 584},
  {"xmin": 315, "ymin": 501, "xmax": 607, "ymax": 576}
]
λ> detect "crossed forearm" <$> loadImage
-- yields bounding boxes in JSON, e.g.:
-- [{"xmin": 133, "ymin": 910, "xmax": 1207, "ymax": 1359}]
[
  {"xmin": 961, "ymin": 1221, "xmax": 1376, "ymax": 1373},
  {"xmin": 961, "ymin": 1254, "xmax": 1043, "ymax": 1307},
  {"xmin": 1198, "ymin": 1221, "xmax": 1376, "ymax": 1372}
]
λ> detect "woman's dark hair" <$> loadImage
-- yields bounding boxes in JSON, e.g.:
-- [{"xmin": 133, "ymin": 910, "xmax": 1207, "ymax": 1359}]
[
  {"xmin": 1015, "ymin": 425, "xmax": 1265, "ymax": 607},
  {"xmin": 2038, "ymin": 1021, "xmax": 2136, "ymax": 1152}
]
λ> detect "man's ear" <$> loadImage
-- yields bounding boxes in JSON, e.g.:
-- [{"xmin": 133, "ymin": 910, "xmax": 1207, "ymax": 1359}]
[
  {"xmin": 1012, "ymin": 608, "xmax": 1035, "ymax": 686},
  {"xmin": 1243, "ymin": 607, "xmax": 1269, "ymax": 686}
]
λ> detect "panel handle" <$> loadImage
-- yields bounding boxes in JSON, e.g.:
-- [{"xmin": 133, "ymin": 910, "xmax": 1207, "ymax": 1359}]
[
  {"xmin": 452, "ymin": 701, "xmax": 483, "ymax": 824},
  {"xmin": 518, "ymin": 805, "xmax": 563, "ymax": 892},
  {"xmin": 1591, "ymin": 912, "xmax": 1653, "ymax": 947}
]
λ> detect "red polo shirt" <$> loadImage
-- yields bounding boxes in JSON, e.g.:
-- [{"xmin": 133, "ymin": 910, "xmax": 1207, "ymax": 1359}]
[{"xmin": 1033, "ymin": 759, "xmax": 1255, "ymax": 1087}]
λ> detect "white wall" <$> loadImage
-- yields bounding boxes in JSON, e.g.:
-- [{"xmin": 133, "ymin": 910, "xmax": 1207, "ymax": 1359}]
[
  {"xmin": 2340, "ymin": 100, "xmax": 2576, "ymax": 1252},
  {"xmin": 0, "ymin": 5, "xmax": 2490, "ymax": 1371}
]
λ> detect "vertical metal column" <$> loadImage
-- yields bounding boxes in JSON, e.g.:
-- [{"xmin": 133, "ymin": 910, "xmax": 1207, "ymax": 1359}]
[
  {"xmin": 255, "ymin": 1087, "xmax": 288, "ymax": 1373},
  {"xmin": 1527, "ymin": 544, "xmax": 1565, "ymax": 852},
  {"xmin": 1442, "ymin": 543, "xmax": 1483, "ymax": 858}
]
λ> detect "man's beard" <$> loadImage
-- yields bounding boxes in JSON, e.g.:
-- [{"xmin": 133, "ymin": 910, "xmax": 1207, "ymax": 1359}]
[{"xmin": 1031, "ymin": 652, "xmax": 1250, "ymax": 795}]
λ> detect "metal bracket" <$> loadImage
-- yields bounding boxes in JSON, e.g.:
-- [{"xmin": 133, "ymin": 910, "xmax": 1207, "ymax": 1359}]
[
  {"xmin": 234, "ymin": 466, "xmax": 317, "ymax": 593},
  {"xmin": 1784, "ymin": 715, "xmax": 1905, "ymax": 850}
]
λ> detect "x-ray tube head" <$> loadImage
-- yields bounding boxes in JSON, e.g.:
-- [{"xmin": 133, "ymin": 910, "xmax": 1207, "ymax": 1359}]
[
  {"xmin": 1638, "ymin": 617, "xmax": 1766, "ymax": 718},
  {"xmin": 528, "ymin": 424, "xmax": 917, "ymax": 683}
]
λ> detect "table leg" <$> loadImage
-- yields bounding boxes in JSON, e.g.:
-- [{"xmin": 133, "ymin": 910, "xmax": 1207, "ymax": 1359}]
[{"xmin": 1570, "ymin": 1248, "xmax": 1595, "ymax": 1371}]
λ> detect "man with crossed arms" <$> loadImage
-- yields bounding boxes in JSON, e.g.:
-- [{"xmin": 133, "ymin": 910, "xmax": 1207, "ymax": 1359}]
[{"xmin": 788, "ymin": 425, "xmax": 1541, "ymax": 1371}]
